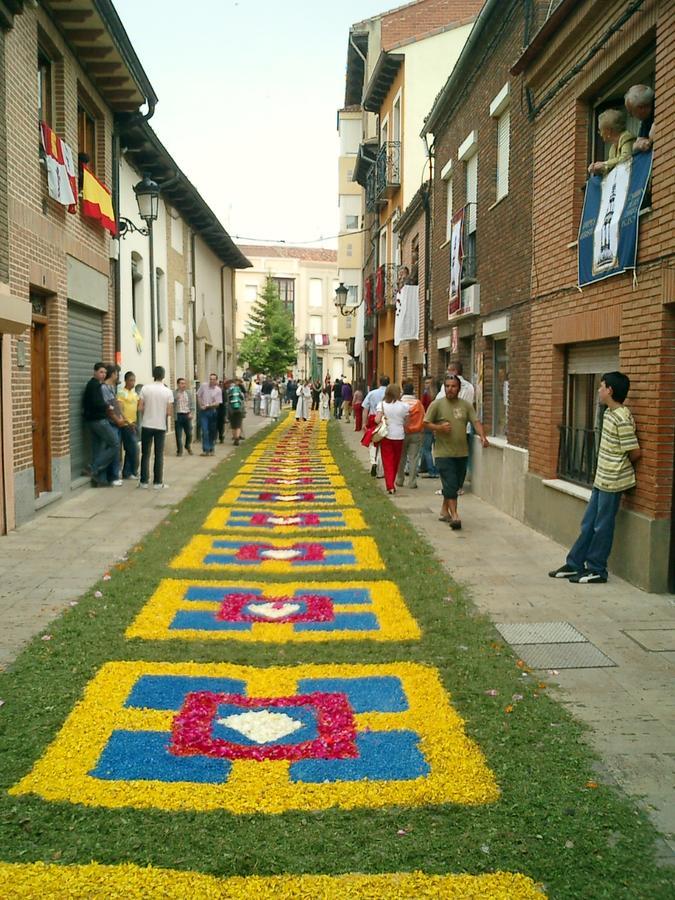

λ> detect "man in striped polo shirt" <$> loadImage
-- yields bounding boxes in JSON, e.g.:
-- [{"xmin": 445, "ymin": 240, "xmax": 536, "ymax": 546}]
[{"xmin": 549, "ymin": 371, "xmax": 641, "ymax": 584}]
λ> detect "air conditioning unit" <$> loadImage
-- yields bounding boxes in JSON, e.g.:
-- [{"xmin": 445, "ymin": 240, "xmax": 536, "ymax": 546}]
[{"xmin": 460, "ymin": 283, "xmax": 480, "ymax": 317}]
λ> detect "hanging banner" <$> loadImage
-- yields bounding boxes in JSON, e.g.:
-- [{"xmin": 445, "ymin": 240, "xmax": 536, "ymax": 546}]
[
  {"xmin": 448, "ymin": 208, "xmax": 464, "ymax": 317},
  {"xmin": 40, "ymin": 122, "xmax": 77, "ymax": 211},
  {"xmin": 394, "ymin": 284, "xmax": 419, "ymax": 346},
  {"xmin": 578, "ymin": 150, "xmax": 652, "ymax": 287}
]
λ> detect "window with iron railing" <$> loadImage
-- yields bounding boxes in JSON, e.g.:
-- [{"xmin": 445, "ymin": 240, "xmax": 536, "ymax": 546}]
[
  {"xmin": 462, "ymin": 202, "xmax": 477, "ymax": 285},
  {"xmin": 375, "ymin": 141, "xmax": 401, "ymax": 199}
]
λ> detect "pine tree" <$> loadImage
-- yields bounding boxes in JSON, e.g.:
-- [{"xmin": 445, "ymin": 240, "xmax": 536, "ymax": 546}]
[{"xmin": 237, "ymin": 277, "xmax": 297, "ymax": 376}]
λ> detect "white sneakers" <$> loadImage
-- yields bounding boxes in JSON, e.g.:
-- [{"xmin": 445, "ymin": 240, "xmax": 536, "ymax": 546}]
[{"xmin": 153, "ymin": 483, "xmax": 169, "ymax": 490}]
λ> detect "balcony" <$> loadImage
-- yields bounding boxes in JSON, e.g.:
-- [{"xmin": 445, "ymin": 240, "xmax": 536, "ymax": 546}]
[
  {"xmin": 365, "ymin": 167, "xmax": 377, "ymax": 213},
  {"xmin": 556, "ymin": 425, "xmax": 599, "ymax": 488},
  {"xmin": 363, "ymin": 314, "xmax": 375, "ymax": 338},
  {"xmin": 375, "ymin": 141, "xmax": 400, "ymax": 202},
  {"xmin": 375, "ymin": 264, "xmax": 399, "ymax": 311}
]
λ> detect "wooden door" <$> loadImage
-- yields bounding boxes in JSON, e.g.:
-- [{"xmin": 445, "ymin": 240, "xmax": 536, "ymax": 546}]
[{"xmin": 31, "ymin": 319, "xmax": 51, "ymax": 496}]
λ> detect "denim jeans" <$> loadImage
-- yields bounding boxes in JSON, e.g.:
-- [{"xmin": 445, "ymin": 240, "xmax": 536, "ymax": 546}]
[
  {"xmin": 120, "ymin": 425, "xmax": 138, "ymax": 477},
  {"xmin": 334, "ymin": 399, "xmax": 343, "ymax": 419},
  {"xmin": 420, "ymin": 428, "xmax": 438, "ymax": 476},
  {"xmin": 88, "ymin": 419, "xmax": 119, "ymax": 484},
  {"xmin": 436, "ymin": 456, "xmax": 468, "ymax": 500},
  {"xmin": 140, "ymin": 427, "xmax": 166, "ymax": 485},
  {"xmin": 105, "ymin": 426, "xmax": 121, "ymax": 481},
  {"xmin": 396, "ymin": 433, "xmax": 423, "ymax": 487},
  {"xmin": 566, "ymin": 487, "xmax": 623, "ymax": 578},
  {"xmin": 199, "ymin": 409, "xmax": 217, "ymax": 452},
  {"xmin": 175, "ymin": 413, "xmax": 192, "ymax": 454}
]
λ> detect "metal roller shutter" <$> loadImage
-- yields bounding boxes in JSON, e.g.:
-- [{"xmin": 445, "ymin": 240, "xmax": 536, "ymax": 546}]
[
  {"xmin": 68, "ymin": 303, "xmax": 103, "ymax": 479},
  {"xmin": 566, "ymin": 340, "xmax": 619, "ymax": 375}
]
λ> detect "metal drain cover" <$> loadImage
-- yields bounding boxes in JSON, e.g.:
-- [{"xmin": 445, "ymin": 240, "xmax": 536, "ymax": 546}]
[
  {"xmin": 510, "ymin": 642, "xmax": 616, "ymax": 669},
  {"xmin": 623, "ymin": 629, "xmax": 675, "ymax": 652},
  {"xmin": 495, "ymin": 622, "xmax": 587, "ymax": 644}
]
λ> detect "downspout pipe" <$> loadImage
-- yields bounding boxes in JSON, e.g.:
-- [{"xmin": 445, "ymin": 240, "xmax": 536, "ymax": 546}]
[
  {"xmin": 423, "ymin": 134, "xmax": 434, "ymax": 377},
  {"xmin": 112, "ymin": 127, "xmax": 121, "ymax": 365},
  {"xmin": 190, "ymin": 229, "xmax": 198, "ymax": 384},
  {"xmin": 220, "ymin": 263, "xmax": 227, "ymax": 378}
]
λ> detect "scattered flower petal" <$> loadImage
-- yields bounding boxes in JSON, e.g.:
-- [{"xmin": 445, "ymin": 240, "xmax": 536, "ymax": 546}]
[
  {"xmin": 69, "ymin": 601, "xmax": 78, "ymax": 607},
  {"xmin": 512, "ymin": 693, "xmax": 524, "ymax": 702},
  {"xmin": 102, "ymin": 574, "xmax": 111, "ymax": 581},
  {"xmin": 484, "ymin": 689, "xmax": 498, "ymax": 697},
  {"xmin": 41, "ymin": 635, "xmax": 52, "ymax": 642},
  {"xmin": 94, "ymin": 591, "xmax": 103, "ymax": 599},
  {"xmin": 504, "ymin": 705, "xmax": 514, "ymax": 714},
  {"xmin": 565, "ymin": 840, "xmax": 574, "ymax": 849},
  {"xmin": 547, "ymin": 669, "xmax": 560, "ymax": 676},
  {"xmin": 585, "ymin": 780, "xmax": 598, "ymax": 789}
]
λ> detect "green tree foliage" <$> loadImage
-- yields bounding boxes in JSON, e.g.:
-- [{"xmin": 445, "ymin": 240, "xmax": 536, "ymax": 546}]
[{"xmin": 237, "ymin": 277, "xmax": 297, "ymax": 377}]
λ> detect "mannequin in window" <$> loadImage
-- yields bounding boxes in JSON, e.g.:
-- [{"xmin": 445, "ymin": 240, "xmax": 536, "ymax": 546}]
[
  {"xmin": 588, "ymin": 109, "xmax": 635, "ymax": 177},
  {"xmin": 625, "ymin": 84, "xmax": 654, "ymax": 154}
]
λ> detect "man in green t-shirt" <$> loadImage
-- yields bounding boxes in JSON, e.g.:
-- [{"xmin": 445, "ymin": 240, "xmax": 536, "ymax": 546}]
[{"xmin": 425, "ymin": 375, "xmax": 490, "ymax": 529}]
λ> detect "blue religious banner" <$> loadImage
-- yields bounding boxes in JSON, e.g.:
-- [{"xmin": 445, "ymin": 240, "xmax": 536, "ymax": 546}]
[{"xmin": 578, "ymin": 150, "xmax": 653, "ymax": 287}]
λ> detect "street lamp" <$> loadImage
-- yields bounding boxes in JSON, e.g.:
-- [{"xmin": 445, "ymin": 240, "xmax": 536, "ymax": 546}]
[
  {"xmin": 334, "ymin": 281, "xmax": 362, "ymax": 317},
  {"xmin": 133, "ymin": 173, "xmax": 160, "ymax": 369}
]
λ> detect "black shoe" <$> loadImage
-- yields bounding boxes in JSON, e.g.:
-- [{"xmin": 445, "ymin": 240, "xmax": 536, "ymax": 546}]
[
  {"xmin": 548, "ymin": 564, "xmax": 579, "ymax": 579},
  {"xmin": 569, "ymin": 571, "xmax": 607, "ymax": 584},
  {"xmin": 370, "ymin": 465, "xmax": 377, "ymax": 477}
]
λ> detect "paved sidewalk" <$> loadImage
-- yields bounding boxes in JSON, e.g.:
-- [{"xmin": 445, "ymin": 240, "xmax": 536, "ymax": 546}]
[
  {"xmin": 0, "ymin": 413, "xmax": 270, "ymax": 669},
  {"xmin": 338, "ymin": 420, "xmax": 675, "ymax": 859}
]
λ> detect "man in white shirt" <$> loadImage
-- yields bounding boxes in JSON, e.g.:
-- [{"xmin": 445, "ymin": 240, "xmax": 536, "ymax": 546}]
[
  {"xmin": 138, "ymin": 365, "xmax": 174, "ymax": 489},
  {"xmin": 196, "ymin": 373, "xmax": 223, "ymax": 456}
]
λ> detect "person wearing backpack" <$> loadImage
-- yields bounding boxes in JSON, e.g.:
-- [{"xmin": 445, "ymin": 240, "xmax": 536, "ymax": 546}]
[
  {"xmin": 396, "ymin": 382, "xmax": 425, "ymax": 489},
  {"xmin": 227, "ymin": 378, "xmax": 245, "ymax": 446}
]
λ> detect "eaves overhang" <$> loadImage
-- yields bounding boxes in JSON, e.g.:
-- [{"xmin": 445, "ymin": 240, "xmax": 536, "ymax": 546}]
[
  {"xmin": 345, "ymin": 30, "xmax": 368, "ymax": 107},
  {"xmin": 118, "ymin": 115, "xmax": 251, "ymax": 269},
  {"xmin": 0, "ymin": 0, "xmax": 24, "ymax": 32},
  {"xmin": 353, "ymin": 139, "xmax": 378, "ymax": 189},
  {"xmin": 41, "ymin": 0, "xmax": 158, "ymax": 114},
  {"xmin": 362, "ymin": 52, "xmax": 404, "ymax": 113},
  {"xmin": 511, "ymin": 0, "xmax": 579, "ymax": 75}
]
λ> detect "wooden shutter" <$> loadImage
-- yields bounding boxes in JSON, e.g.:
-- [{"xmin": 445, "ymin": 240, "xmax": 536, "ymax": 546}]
[
  {"xmin": 465, "ymin": 154, "xmax": 477, "ymax": 232},
  {"xmin": 567, "ymin": 340, "xmax": 620, "ymax": 374},
  {"xmin": 496, "ymin": 109, "xmax": 510, "ymax": 200}
]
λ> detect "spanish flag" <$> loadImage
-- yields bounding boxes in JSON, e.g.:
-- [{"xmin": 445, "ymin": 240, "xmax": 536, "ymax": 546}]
[{"xmin": 81, "ymin": 166, "xmax": 117, "ymax": 236}]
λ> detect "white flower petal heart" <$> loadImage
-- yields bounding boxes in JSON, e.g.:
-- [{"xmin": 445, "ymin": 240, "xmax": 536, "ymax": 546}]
[
  {"xmin": 260, "ymin": 548, "xmax": 302, "ymax": 560},
  {"xmin": 246, "ymin": 601, "xmax": 301, "ymax": 620},
  {"xmin": 267, "ymin": 516, "xmax": 303, "ymax": 525}
]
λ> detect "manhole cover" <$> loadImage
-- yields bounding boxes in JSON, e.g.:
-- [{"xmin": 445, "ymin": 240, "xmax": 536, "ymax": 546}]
[
  {"xmin": 495, "ymin": 622, "xmax": 587, "ymax": 644},
  {"xmin": 623, "ymin": 629, "xmax": 675, "ymax": 652},
  {"xmin": 510, "ymin": 642, "xmax": 616, "ymax": 669}
]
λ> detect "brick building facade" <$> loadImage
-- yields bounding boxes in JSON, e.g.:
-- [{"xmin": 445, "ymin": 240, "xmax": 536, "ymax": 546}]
[{"xmin": 515, "ymin": 0, "xmax": 674, "ymax": 591}]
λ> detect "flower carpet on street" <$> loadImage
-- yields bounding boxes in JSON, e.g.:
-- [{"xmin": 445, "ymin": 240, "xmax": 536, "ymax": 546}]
[
  {"xmin": 0, "ymin": 411, "xmax": 670, "ymax": 898},
  {"xmin": 125, "ymin": 579, "xmax": 420, "ymax": 642}
]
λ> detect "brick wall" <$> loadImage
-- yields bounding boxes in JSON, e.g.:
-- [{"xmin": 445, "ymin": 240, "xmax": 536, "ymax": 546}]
[
  {"xmin": 525, "ymin": 0, "xmax": 674, "ymax": 522},
  {"xmin": 429, "ymin": 0, "xmax": 533, "ymax": 448},
  {"xmin": 381, "ymin": 0, "xmax": 482, "ymax": 51},
  {"xmin": 6, "ymin": 6, "xmax": 115, "ymax": 479}
]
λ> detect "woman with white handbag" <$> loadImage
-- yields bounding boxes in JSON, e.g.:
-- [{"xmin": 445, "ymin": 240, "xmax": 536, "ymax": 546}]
[{"xmin": 374, "ymin": 383, "xmax": 409, "ymax": 494}]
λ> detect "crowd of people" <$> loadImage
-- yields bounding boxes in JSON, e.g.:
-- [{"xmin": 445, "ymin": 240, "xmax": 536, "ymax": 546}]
[{"xmin": 82, "ymin": 365, "xmax": 249, "ymax": 490}]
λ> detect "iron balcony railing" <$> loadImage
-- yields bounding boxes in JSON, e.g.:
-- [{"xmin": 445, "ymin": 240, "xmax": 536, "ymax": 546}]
[
  {"xmin": 365, "ymin": 167, "xmax": 377, "ymax": 213},
  {"xmin": 461, "ymin": 202, "xmax": 477, "ymax": 285},
  {"xmin": 363, "ymin": 314, "xmax": 375, "ymax": 338},
  {"xmin": 375, "ymin": 263, "xmax": 399, "ymax": 310},
  {"xmin": 556, "ymin": 425, "xmax": 600, "ymax": 487},
  {"xmin": 375, "ymin": 141, "xmax": 401, "ymax": 201}
]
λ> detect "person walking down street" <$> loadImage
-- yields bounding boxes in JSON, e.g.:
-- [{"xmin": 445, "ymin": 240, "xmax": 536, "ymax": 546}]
[
  {"xmin": 295, "ymin": 379, "xmax": 312, "ymax": 421},
  {"xmin": 227, "ymin": 378, "xmax": 245, "ymax": 445},
  {"xmin": 216, "ymin": 378, "xmax": 227, "ymax": 444},
  {"xmin": 83, "ymin": 362, "xmax": 118, "ymax": 488},
  {"xmin": 425, "ymin": 374, "xmax": 489, "ymax": 529},
  {"xmin": 319, "ymin": 386, "xmax": 331, "ymax": 421},
  {"xmin": 352, "ymin": 385, "xmax": 364, "ymax": 431},
  {"xmin": 549, "ymin": 372, "xmax": 641, "ymax": 584},
  {"xmin": 252, "ymin": 378, "xmax": 262, "ymax": 416},
  {"xmin": 375, "ymin": 383, "xmax": 409, "ymax": 494},
  {"xmin": 261, "ymin": 377, "xmax": 273, "ymax": 417},
  {"xmin": 396, "ymin": 382, "xmax": 425, "ymax": 489},
  {"xmin": 333, "ymin": 377, "xmax": 343, "ymax": 419},
  {"xmin": 174, "ymin": 377, "xmax": 194, "ymax": 456},
  {"xmin": 286, "ymin": 378, "xmax": 297, "ymax": 410},
  {"xmin": 117, "ymin": 370, "xmax": 140, "ymax": 478},
  {"xmin": 270, "ymin": 382, "xmax": 281, "ymax": 422},
  {"xmin": 420, "ymin": 377, "xmax": 439, "ymax": 478},
  {"xmin": 341, "ymin": 380, "xmax": 353, "ymax": 424},
  {"xmin": 311, "ymin": 380, "xmax": 321, "ymax": 411},
  {"xmin": 197, "ymin": 373, "xmax": 222, "ymax": 457},
  {"xmin": 362, "ymin": 376, "xmax": 389, "ymax": 477},
  {"xmin": 138, "ymin": 365, "xmax": 174, "ymax": 490},
  {"xmin": 101, "ymin": 365, "xmax": 124, "ymax": 486}
]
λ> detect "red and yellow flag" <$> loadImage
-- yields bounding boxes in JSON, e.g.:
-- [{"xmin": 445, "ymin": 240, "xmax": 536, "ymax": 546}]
[{"xmin": 81, "ymin": 166, "xmax": 117, "ymax": 236}]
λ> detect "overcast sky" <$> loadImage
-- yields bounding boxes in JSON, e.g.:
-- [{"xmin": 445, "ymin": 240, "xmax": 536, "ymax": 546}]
[{"xmin": 113, "ymin": 0, "xmax": 386, "ymax": 248}]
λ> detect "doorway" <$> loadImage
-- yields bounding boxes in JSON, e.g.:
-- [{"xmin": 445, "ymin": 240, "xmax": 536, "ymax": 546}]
[{"xmin": 31, "ymin": 310, "xmax": 51, "ymax": 497}]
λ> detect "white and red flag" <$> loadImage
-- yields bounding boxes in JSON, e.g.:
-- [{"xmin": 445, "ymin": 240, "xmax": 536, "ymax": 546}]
[{"xmin": 40, "ymin": 122, "xmax": 77, "ymax": 212}]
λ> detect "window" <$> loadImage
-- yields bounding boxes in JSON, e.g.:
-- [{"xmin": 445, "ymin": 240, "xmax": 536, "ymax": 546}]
[
  {"xmin": 444, "ymin": 172, "xmax": 453, "ymax": 242},
  {"xmin": 345, "ymin": 215, "xmax": 359, "ymax": 230},
  {"xmin": 244, "ymin": 284, "xmax": 258, "ymax": 302},
  {"xmin": 558, "ymin": 340, "xmax": 620, "ymax": 486},
  {"xmin": 37, "ymin": 49, "xmax": 53, "ymax": 126},
  {"xmin": 465, "ymin": 153, "xmax": 478, "ymax": 232},
  {"xmin": 346, "ymin": 243, "xmax": 353, "ymax": 257},
  {"xmin": 392, "ymin": 93, "xmax": 401, "ymax": 143},
  {"xmin": 175, "ymin": 281, "xmax": 184, "ymax": 321},
  {"xmin": 273, "ymin": 278, "xmax": 295, "ymax": 320},
  {"xmin": 309, "ymin": 278, "xmax": 323, "ymax": 308},
  {"xmin": 309, "ymin": 315, "xmax": 322, "ymax": 334},
  {"xmin": 346, "ymin": 284, "xmax": 358, "ymax": 306},
  {"xmin": 77, "ymin": 101, "xmax": 96, "ymax": 172},
  {"xmin": 495, "ymin": 109, "xmax": 510, "ymax": 200},
  {"xmin": 379, "ymin": 228, "xmax": 387, "ymax": 266},
  {"xmin": 492, "ymin": 339, "xmax": 508, "ymax": 438}
]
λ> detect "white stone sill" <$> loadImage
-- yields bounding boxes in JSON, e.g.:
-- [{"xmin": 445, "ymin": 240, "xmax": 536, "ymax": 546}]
[{"xmin": 542, "ymin": 478, "xmax": 591, "ymax": 502}]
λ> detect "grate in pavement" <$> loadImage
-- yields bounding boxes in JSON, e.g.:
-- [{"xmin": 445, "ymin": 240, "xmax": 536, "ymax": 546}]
[
  {"xmin": 623, "ymin": 629, "xmax": 675, "ymax": 652},
  {"xmin": 510, "ymin": 642, "xmax": 616, "ymax": 669},
  {"xmin": 495, "ymin": 622, "xmax": 587, "ymax": 644}
]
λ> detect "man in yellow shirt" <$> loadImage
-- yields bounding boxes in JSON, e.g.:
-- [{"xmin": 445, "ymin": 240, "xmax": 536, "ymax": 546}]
[{"xmin": 117, "ymin": 371, "xmax": 139, "ymax": 479}]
